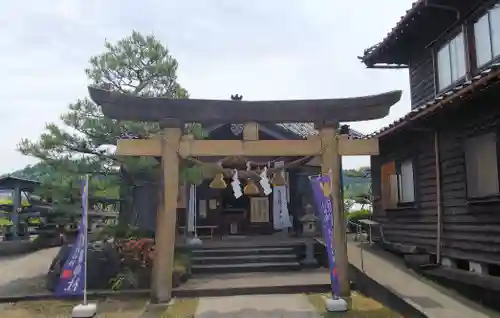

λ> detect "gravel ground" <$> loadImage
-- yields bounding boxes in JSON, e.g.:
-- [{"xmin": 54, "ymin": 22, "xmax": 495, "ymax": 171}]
[{"xmin": 0, "ymin": 247, "xmax": 59, "ymax": 297}]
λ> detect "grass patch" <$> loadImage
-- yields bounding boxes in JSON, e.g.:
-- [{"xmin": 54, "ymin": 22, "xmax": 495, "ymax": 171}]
[
  {"xmin": 307, "ymin": 292, "xmax": 401, "ymax": 318},
  {"xmin": 0, "ymin": 298, "xmax": 148, "ymax": 318},
  {"xmin": 163, "ymin": 298, "xmax": 199, "ymax": 318}
]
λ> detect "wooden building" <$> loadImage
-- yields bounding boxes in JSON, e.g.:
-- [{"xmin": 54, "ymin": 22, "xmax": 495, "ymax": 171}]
[
  {"xmin": 127, "ymin": 122, "xmax": 367, "ymax": 238},
  {"xmin": 360, "ymin": 0, "xmax": 500, "ymax": 286}
]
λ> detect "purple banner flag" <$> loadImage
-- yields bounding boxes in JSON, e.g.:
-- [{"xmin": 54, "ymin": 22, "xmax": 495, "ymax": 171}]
[
  {"xmin": 55, "ymin": 178, "xmax": 89, "ymax": 296},
  {"xmin": 310, "ymin": 175, "xmax": 340, "ymax": 298}
]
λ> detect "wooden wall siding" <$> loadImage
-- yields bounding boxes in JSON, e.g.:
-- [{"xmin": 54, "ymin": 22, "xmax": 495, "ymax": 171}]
[
  {"xmin": 192, "ymin": 182, "xmax": 220, "ymax": 228},
  {"xmin": 438, "ymin": 103, "xmax": 500, "ymax": 265},
  {"xmin": 131, "ymin": 183, "xmax": 159, "ymax": 233},
  {"xmin": 409, "ymin": 49, "xmax": 436, "ymax": 109},
  {"xmin": 372, "ymin": 130, "xmax": 438, "ymax": 252},
  {"xmin": 129, "ymin": 182, "xmax": 187, "ymax": 232},
  {"xmin": 373, "ymin": 88, "xmax": 500, "ymax": 265}
]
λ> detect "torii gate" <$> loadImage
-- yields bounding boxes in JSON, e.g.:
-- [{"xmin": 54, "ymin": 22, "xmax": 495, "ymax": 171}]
[{"xmin": 89, "ymin": 87, "xmax": 401, "ymax": 303}]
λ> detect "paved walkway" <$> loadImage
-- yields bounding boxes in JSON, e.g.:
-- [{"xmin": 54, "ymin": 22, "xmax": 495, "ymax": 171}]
[
  {"xmin": 175, "ymin": 268, "xmax": 329, "ymax": 292},
  {"xmin": 0, "ymin": 247, "xmax": 59, "ymax": 297},
  {"xmin": 348, "ymin": 241, "xmax": 497, "ymax": 318},
  {"xmin": 194, "ymin": 294, "xmax": 321, "ymax": 318}
]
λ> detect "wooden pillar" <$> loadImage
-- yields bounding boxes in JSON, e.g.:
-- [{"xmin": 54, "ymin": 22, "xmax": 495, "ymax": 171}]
[
  {"xmin": 151, "ymin": 126, "xmax": 182, "ymax": 303},
  {"xmin": 319, "ymin": 124, "xmax": 350, "ymax": 297},
  {"xmin": 11, "ymin": 184, "xmax": 22, "ymax": 240}
]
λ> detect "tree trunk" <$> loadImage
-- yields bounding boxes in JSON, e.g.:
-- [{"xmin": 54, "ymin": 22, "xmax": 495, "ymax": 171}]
[{"xmin": 118, "ymin": 166, "xmax": 134, "ymax": 233}]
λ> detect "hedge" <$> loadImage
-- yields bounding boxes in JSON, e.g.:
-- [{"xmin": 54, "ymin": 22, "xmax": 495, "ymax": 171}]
[{"xmin": 347, "ymin": 209, "xmax": 371, "ymax": 232}]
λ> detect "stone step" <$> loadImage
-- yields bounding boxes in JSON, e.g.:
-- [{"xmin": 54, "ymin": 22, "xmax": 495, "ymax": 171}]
[
  {"xmin": 191, "ymin": 261, "xmax": 301, "ymax": 274},
  {"xmin": 192, "ymin": 254, "xmax": 297, "ymax": 265},
  {"xmin": 191, "ymin": 247, "xmax": 296, "ymax": 257}
]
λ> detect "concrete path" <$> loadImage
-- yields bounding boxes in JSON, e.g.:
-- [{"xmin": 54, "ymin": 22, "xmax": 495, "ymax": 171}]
[
  {"xmin": 194, "ymin": 294, "xmax": 321, "ymax": 318},
  {"xmin": 348, "ymin": 241, "xmax": 496, "ymax": 318},
  {"xmin": 0, "ymin": 247, "xmax": 59, "ymax": 297},
  {"xmin": 175, "ymin": 269, "xmax": 329, "ymax": 292}
]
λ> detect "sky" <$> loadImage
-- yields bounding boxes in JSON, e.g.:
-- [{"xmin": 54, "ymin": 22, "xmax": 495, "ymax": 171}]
[{"xmin": 0, "ymin": 0, "xmax": 414, "ymax": 174}]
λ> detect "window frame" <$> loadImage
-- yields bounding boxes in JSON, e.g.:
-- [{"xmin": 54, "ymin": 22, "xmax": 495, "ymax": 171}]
[
  {"xmin": 436, "ymin": 30, "xmax": 468, "ymax": 91},
  {"xmin": 472, "ymin": 4, "xmax": 500, "ymax": 70},
  {"xmin": 464, "ymin": 131, "xmax": 500, "ymax": 200},
  {"xmin": 396, "ymin": 158, "xmax": 417, "ymax": 205},
  {"xmin": 380, "ymin": 157, "xmax": 417, "ymax": 210}
]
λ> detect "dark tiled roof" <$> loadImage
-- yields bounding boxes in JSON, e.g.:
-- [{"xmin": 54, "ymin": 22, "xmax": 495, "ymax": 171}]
[
  {"xmin": 0, "ymin": 176, "xmax": 40, "ymax": 191},
  {"xmin": 278, "ymin": 123, "xmax": 316, "ymax": 137},
  {"xmin": 368, "ymin": 63, "xmax": 500, "ymax": 138},
  {"xmin": 0, "ymin": 176, "xmax": 40, "ymax": 185},
  {"xmin": 360, "ymin": 0, "xmax": 424, "ymax": 66},
  {"xmin": 121, "ymin": 123, "xmax": 366, "ymax": 139},
  {"xmin": 278, "ymin": 123, "xmax": 366, "ymax": 139}
]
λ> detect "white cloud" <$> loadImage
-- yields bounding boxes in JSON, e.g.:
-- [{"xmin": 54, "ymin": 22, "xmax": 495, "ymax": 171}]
[{"xmin": 0, "ymin": 0, "xmax": 415, "ymax": 173}]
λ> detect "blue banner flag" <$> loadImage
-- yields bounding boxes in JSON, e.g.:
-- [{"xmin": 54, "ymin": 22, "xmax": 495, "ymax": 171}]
[
  {"xmin": 55, "ymin": 177, "xmax": 88, "ymax": 296},
  {"xmin": 310, "ymin": 175, "xmax": 340, "ymax": 298}
]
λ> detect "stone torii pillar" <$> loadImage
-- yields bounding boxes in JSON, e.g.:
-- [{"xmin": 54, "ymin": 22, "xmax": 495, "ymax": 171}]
[
  {"xmin": 150, "ymin": 125, "xmax": 182, "ymax": 303},
  {"xmin": 318, "ymin": 121, "xmax": 349, "ymax": 296}
]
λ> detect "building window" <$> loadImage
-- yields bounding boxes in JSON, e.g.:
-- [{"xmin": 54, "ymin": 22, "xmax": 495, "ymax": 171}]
[
  {"xmin": 465, "ymin": 133, "xmax": 499, "ymax": 198},
  {"xmin": 474, "ymin": 5, "xmax": 500, "ymax": 67},
  {"xmin": 381, "ymin": 161, "xmax": 397, "ymax": 209},
  {"xmin": 398, "ymin": 160, "xmax": 415, "ymax": 203},
  {"xmin": 437, "ymin": 32, "xmax": 467, "ymax": 90},
  {"xmin": 380, "ymin": 159, "xmax": 415, "ymax": 208}
]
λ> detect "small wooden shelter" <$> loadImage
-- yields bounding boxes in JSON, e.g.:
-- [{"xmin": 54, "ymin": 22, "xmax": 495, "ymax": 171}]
[
  {"xmin": 89, "ymin": 87, "xmax": 401, "ymax": 302},
  {"xmin": 0, "ymin": 176, "xmax": 40, "ymax": 240}
]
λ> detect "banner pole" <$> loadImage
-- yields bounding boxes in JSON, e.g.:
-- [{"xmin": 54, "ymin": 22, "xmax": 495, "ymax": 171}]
[
  {"xmin": 83, "ymin": 174, "xmax": 89, "ymax": 306},
  {"xmin": 309, "ymin": 174, "xmax": 347, "ymax": 311},
  {"xmin": 328, "ymin": 169, "xmax": 335, "ymax": 202}
]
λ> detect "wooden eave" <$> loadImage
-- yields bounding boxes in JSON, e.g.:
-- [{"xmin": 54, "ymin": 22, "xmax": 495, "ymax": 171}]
[
  {"xmin": 367, "ymin": 64, "xmax": 500, "ymax": 139},
  {"xmin": 360, "ymin": 0, "xmax": 483, "ymax": 67},
  {"xmin": 88, "ymin": 87, "xmax": 402, "ymax": 123},
  {"xmin": 0, "ymin": 176, "xmax": 40, "ymax": 191}
]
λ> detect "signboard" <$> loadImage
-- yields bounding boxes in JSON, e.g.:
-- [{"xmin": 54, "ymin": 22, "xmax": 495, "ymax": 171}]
[
  {"xmin": 272, "ymin": 161, "xmax": 292, "ymax": 230},
  {"xmin": 250, "ymin": 197, "xmax": 270, "ymax": 223},
  {"xmin": 55, "ymin": 178, "xmax": 88, "ymax": 296},
  {"xmin": 310, "ymin": 174, "xmax": 340, "ymax": 298}
]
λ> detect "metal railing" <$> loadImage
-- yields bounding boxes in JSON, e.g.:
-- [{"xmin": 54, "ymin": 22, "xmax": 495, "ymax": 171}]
[
  {"xmin": 347, "ymin": 219, "xmax": 363, "ymax": 241},
  {"xmin": 348, "ymin": 220, "xmax": 388, "ymax": 272},
  {"xmin": 347, "ymin": 219, "xmax": 367, "ymax": 272},
  {"xmin": 347, "ymin": 220, "xmax": 372, "ymax": 272}
]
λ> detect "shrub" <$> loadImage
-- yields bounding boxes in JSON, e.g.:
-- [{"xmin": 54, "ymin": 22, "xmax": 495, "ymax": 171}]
[
  {"xmin": 347, "ymin": 209, "xmax": 371, "ymax": 232},
  {"xmin": 99, "ymin": 224, "xmax": 154, "ymax": 240},
  {"xmin": 110, "ymin": 238, "xmax": 191, "ymax": 290},
  {"xmin": 115, "ymin": 238, "xmax": 155, "ymax": 269},
  {"xmin": 0, "ymin": 217, "xmax": 13, "ymax": 227}
]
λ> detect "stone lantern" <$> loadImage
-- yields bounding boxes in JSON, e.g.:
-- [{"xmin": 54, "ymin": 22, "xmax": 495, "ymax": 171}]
[
  {"xmin": 300, "ymin": 204, "xmax": 318, "ymax": 237},
  {"xmin": 300, "ymin": 204, "xmax": 318, "ymax": 267}
]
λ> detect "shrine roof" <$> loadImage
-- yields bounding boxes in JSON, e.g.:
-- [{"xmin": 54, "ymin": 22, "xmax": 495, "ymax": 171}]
[
  {"xmin": 277, "ymin": 123, "xmax": 365, "ymax": 139},
  {"xmin": 88, "ymin": 87, "xmax": 402, "ymax": 124},
  {"xmin": 219, "ymin": 123, "xmax": 366, "ymax": 139},
  {"xmin": 0, "ymin": 176, "xmax": 40, "ymax": 191}
]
